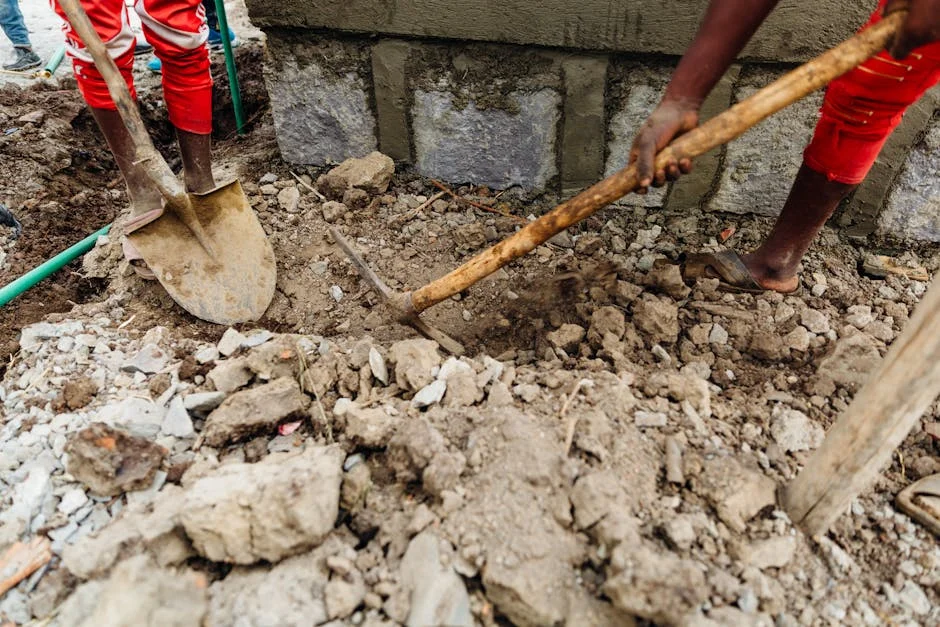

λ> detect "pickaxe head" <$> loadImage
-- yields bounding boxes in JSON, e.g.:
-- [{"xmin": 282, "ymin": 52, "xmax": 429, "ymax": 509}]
[{"xmin": 330, "ymin": 227, "xmax": 466, "ymax": 356}]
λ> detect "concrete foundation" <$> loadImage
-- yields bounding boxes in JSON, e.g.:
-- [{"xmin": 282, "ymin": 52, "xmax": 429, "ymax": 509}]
[{"xmin": 249, "ymin": 0, "xmax": 940, "ymax": 242}]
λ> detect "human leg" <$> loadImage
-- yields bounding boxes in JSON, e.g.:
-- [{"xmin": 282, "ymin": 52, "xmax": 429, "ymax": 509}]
[{"xmin": 0, "ymin": 0, "xmax": 31, "ymax": 47}]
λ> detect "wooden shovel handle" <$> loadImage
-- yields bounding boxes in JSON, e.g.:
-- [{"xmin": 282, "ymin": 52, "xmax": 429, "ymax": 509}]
[
  {"xmin": 409, "ymin": 12, "xmax": 904, "ymax": 313},
  {"xmin": 57, "ymin": 0, "xmax": 186, "ymax": 203}
]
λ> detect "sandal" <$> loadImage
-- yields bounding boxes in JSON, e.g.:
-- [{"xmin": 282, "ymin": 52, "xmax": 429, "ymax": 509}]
[
  {"xmin": 680, "ymin": 250, "xmax": 802, "ymax": 295},
  {"xmin": 896, "ymin": 473, "xmax": 940, "ymax": 537},
  {"xmin": 122, "ymin": 207, "xmax": 164, "ymax": 280}
]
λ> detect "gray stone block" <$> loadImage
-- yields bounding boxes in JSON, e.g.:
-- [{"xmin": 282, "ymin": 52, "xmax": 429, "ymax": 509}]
[
  {"xmin": 605, "ymin": 63, "xmax": 671, "ymax": 208},
  {"xmin": 706, "ymin": 69, "xmax": 823, "ymax": 216},
  {"xmin": 265, "ymin": 36, "xmax": 377, "ymax": 164},
  {"xmin": 413, "ymin": 89, "xmax": 561, "ymax": 190},
  {"xmin": 878, "ymin": 117, "xmax": 940, "ymax": 242},
  {"xmin": 561, "ymin": 55, "xmax": 609, "ymax": 193}
]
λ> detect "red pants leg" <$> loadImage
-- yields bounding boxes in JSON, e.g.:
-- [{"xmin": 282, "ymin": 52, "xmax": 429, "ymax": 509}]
[{"xmin": 803, "ymin": 1, "xmax": 940, "ymax": 184}]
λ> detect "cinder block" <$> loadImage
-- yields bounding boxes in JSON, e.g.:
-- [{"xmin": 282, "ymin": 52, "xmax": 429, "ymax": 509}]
[
  {"xmin": 605, "ymin": 63, "xmax": 672, "ymax": 207},
  {"xmin": 413, "ymin": 89, "xmax": 562, "ymax": 190},
  {"xmin": 264, "ymin": 35, "xmax": 377, "ymax": 164},
  {"xmin": 878, "ymin": 116, "xmax": 940, "ymax": 242},
  {"xmin": 706, "ymin": 68, "xmax": 823, "ymax": 216}
]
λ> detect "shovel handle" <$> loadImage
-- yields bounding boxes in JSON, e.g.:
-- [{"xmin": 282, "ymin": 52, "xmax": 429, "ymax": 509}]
[
  {"xmin": 408, "ymin": 11, "xmax": 904, "ymax": 314},
  {"xmin": 57, "ymin": 0, "xmax": 187, "ymax": 203}
]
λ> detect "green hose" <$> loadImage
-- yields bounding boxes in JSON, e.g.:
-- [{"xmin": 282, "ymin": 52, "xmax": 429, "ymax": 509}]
[
  {"xmin": 38, "ymin": 46, "xmax": 67, "ymax": 79},
  {"xmin": 0, "ymin": 224, "xmax": 110, "ymax": 307},
  {"xmin": 213, "ymin": 0, "xmax": 245, "ymax": 135}
]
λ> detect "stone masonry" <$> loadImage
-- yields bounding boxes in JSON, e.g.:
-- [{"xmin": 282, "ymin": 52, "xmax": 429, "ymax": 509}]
[{"xmin": 248, "ymin": 0, "xmax": 940, "ymax": 242}]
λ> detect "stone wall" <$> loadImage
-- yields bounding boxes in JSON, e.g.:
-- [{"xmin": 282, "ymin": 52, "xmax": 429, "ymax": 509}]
[{"xmin": 247, "ymin": 0, "xmax": 940, "ymax": 242}]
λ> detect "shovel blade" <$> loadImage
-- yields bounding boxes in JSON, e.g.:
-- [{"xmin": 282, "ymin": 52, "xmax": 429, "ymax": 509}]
[{"xmin": 127, "ymin": 179, "xmax": 276, "ymax": 324}]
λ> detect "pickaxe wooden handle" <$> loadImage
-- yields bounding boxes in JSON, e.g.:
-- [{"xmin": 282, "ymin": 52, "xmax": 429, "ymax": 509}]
[{"xmin": 404, "ymin": 12, "xmax": 904, "ymax": 314}]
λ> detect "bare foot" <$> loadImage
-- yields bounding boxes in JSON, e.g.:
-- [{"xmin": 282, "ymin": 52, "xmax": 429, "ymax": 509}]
[{"xmin": 740, "ymin": 253, "xmax": 801, "ymax": 293}]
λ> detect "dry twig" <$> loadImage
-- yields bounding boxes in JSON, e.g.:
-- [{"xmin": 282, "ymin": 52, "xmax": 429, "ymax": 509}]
[
  {"xmin": 291, "ymin": 171, "xmax": 327, "ymax": 202},
  {"xmin": 430, "ymin": 179, "xmax": 526, "ymax": 224},
  {"xmin": 561, "ymin": 378, "xmax": 594, "ymax": 455},
  {"xmin": 0, "ymin": 537, "xmax": 52, "ymax": 597}
]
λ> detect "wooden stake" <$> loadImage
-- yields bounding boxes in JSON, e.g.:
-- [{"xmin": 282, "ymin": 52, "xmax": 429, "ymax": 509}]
[
  {"xmin": 0, "ymin": 537, "xmax": 52, "ymax": 597},
  {"xmin": 782, "ymin": 276, "xmax": 940, "ymax": 536},
  {"xmin": 406, "ymin": 13, "xmax": 903, "ymax": 314}
]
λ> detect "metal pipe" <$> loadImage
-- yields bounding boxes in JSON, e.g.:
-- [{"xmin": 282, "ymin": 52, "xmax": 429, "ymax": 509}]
[{"xmin": 0, "ymin": 225, "xmax": 110, "ymax": 307}]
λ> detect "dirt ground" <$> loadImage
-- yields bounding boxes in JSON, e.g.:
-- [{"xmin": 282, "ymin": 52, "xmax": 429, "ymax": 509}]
[{"xmin": 1, "ymin": 34, "xmax": 939, "ymax": 627}]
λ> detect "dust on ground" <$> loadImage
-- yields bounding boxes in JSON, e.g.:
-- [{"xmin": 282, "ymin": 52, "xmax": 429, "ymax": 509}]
[{"xmin": 1, "ymin": 36, "xmax": 939, "ymax": 627}]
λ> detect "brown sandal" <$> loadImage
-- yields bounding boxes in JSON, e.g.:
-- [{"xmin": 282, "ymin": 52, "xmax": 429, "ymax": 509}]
[
  {"xmin": 680, "ymin": 250, "xmax": 802, "ymax": 295},
  {"xmin": 897, "ymin": 473, "xmax": 940, "ymax": 537}
]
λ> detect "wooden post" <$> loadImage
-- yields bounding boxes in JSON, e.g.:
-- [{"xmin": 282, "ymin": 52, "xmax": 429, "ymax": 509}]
[{"xmin": 782, "ymin": 275, "xmax": 940, "ymax": 537}]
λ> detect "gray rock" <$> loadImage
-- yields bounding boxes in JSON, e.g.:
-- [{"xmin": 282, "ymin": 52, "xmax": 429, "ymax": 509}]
[
  {"xmin": 97, "ymin": 397, "xmax": 167, "ymax": 439},
  {"xmin": 162, "ymin": 396, "xmax": 195, "ymax": 438},
  {"xmin": 696, "ymin": 455, "xmax": 776, "ymax": 532},
  {"xmin": 217, "ymin": 328, "xmax": 247, "ymax": 357},
  {"xmin": 181, "ymin": 446, "xmax": 344, "ymax": 564},
  {"xmin": 325, "ymin": 571, "xmax": 366, "ymax": 620},
  {"xmin": 709, "ymin": 323, "xmax": 729, "ymax": 345},
  {"xmin": 321, "ymin": 200, "xmax": 348, "ymax": 223},
  {"xmin": 739, "ymin": 535, "xmax": 797, "ymax": 570},
  {"xmin": 121, "ymin": 343, "xmax": 169, "ymax": 374},
  {"xmin": 201, "ymin": 378, "xmax": 310, "ymax": 448},
  {"xmin": 546, "ymin": 324, "xmax": 586, "ymax": 353},
  {"xmin": 413, "ymin": 89, "xmax": 560, "ymax": 190},
  {"xmin": 400, "ymin": 531, "xmax": 473, "ymax": 627},
  {"xmin": 194, "ymin": 346, "xmax": 219, "ymax": 364},
  {"xmin": 800, "ymin": 308, "xmax": 830, "ymax": 334},
  {"xmin": 183, "ymin": 391, "xmax": 227, "ymax": 413},
  {"xmin": 770, "ymin": 407, "xmax": 824, "ymax": 453},
  {"xmin": 878, "ymin": 120, "xmax": 940, "ymax": 242},
  {"xmin": 389, "ymin": 339, "xmax": 441, "ymax": 392},
  {"xmin": 898, "ymin": 580, "xmax": 931, "ymax": 615},
  {"xmin": 207, "ymin": 359, "xmax": 253, "ymax": 394},
  {"xmin": 345, "ymin": 405, "xmax": 398, "ymax": 448},
  {"xmin": 412, "ymin": 380, "xmax": 447, "ymax": 408},
  {"xmin": 277, "ymin": 186, "xmax": 301, "ymax": 212},
  {"xmin": 58, "ymin": 488, "xmax": 89, "ymax": 515},
  {"xmin": 634, "ymin": 411, "xmax": 667, "ymax": 428},
  {"xmin": 368, "ymin": 347, "xmax": 388, "ymax": 385}
]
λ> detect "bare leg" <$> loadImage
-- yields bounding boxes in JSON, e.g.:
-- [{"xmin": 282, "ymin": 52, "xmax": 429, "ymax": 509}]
[
  {"xmin": 742, "ymin": 164, "xmax": 856, "ymax": 293},
  {"xmin": 177, "ymin": 129, "xmax": 215, "ymax": 194},
  {"xmin": 91, "ymin": 107, "xmax": 163, "ymax": 217}
]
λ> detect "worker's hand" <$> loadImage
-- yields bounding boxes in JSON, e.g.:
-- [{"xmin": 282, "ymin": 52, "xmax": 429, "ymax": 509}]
[
  {"xmin": 629, "ymin": 99, "xmax": 699, "ymax": 194},
  {"xmin": 885, "ymin": 0, "xmax": 940, "ymax": 60}
]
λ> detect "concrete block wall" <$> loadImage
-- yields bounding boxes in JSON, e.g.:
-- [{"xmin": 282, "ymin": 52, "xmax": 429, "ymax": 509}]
[{"xmin": 249, "ymin": 0, "xmax": 940, "ymax": 242}]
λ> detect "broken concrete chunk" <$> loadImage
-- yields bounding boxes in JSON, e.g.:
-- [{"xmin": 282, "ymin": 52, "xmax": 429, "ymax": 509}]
[
  {"xmin": 121, "ymin": 343, "xmax": 169, "ymax": 374},
  {"xmin": 65, "ymin": 423, "xmax": 167, "ymax": 497},
  {"xmin": 633, "ymin": 294, "xmax": 680, "ymax": 344},
  {"xmin": 325, "ymin": 151, "xmax": 395, "ymax": 193},
  {"xmin": 546, "ymin": 323, "xmax": 586, "ymax": 353},
  {"xmin": 695, "ymin": 456, "xmax": 777, "ymax": 533},
  {"xmin": 604, "ymin": 543, "xmax": 708, "ymax": 625},
  {"xmin": 56, "ymin": 555, "xmax": 207, "ymax": 627},
  {"xmin": 644, "ymin": 371, "xmax": 711, "ymax": 417},
  {"xmin": 812, "ymin": 333, "xmax": 881, "ymax": 394},
  {"xmin": 646, "ymin": 263, "xmax": 691, "ymax": 299},
  {"xmin": 387, "ymin": 419, "xmax": 447, "ymax": 483},
  {"xmin": 325, "ymin": 570, "xmax": 366, "ymax": 620},
  {"xmin": 443, "ymin": 371, "xmax": 484, "ymax": 407},
  {"xmin": 207, "ymin": 358, "xmax": 253, "ymax": 394},
  {"xmin": 400, "ymin": 531, "xmax": 473, "ymax": 627},
  {"xmin": 737, "ymin": 535, "xmax": 797, "ymax": 570},
  {"xmin": 217, "ymin": 327, "xmax": 248, "ymax": 357},
  {"xmin": 588, "ymin": 306, "xmax": 626, "ymax": 348},
  {"xmin": 181, "ymin": 446, "xmax": 344, "ymax": 564},
  {"xmin": 345, "ymin": 405, "xmax": 398, "ymax": 448},
  {"xmin": 162, "ymin": 396, "xmax": 195, "ymax": 438},
  {"xmin": 769, "ymin": 407, "xmax": 824, "ymax": 453},
  {"xmin": 570, "ymin": 470, "xmax": 628, "ymax": 530},
  {"xmin": 277, "ymin": 185, "xmax": 301, "ymax": 213},
  {"xmin": 389, "ymin": 339, "xmax": 442, "ymax": 392},
  {"xmin": 412, "ymin": 379, "xmax": 447, "ymax": 408},
  {"xmin": 96, "ymin": 396, "xmax": 167, "ymax": 439},
  {"xmin": 800, "ymin": 308, "xmax": 830, "ymax": 334},
  {"xmin": 183, "ymin": 391, "xmax": 227, "ymax": 413},
  {"xmin": 201, "ymin": 377, "xmax": 310, "ymax": 448}
]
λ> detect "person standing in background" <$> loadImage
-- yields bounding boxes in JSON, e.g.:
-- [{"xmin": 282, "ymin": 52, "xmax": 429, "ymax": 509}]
[{"xmin": 1, "ymin": 0, "xmax": 42, "ymax": 71}]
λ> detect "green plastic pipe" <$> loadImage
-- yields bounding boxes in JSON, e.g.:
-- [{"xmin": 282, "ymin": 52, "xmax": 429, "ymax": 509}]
[
  {"xmin": 213, "ymin": 0, "xmax": 245, "ymax": 135},
  {"xmin": 38, "ymin": 45, "xmax": 67, "ymax": 79},
  {"xmin": 0, "ymin": 224, "xmax": 110, "ymax": 307}
]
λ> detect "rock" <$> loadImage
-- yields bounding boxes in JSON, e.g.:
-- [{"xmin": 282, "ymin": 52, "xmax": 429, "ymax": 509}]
[
  {"xmin": 423, "ymin": 450, "xmax": 466, "ymax": 496},
  {"xmin": 342, "ymin": 187, "xmax": 369, "ymax": 208},
  {"xmin": 201, "ymin": 377, "xmax": 310, "ymax": 447},
  {"xmin": 326, "ymin": 151, "xmax": 395, "ymax": 193},
  {"xmin": 58, "ymin": 488, "xmax": 89, "ymax": 515},
  {"xmin": 646, "ymin": 263, "xmax": 691, "ymax": 299},
  {"xmin": 487, "ymin": 382, "xmax": 514, "ymax": 407},
  {"xmin": 389, "ymin": 339, "xmax": 441, "ymax": 392},
  {"xmin": 62, "ymin": 484, "xmax": 193, "ymax": 579},
  {"xmin": 97, "ymin": 397, "xmax": 167, "ymax": 439},
  {"xmin": 513, "ymin": 383, "xmax": 541, "ymax": 403},
  {"xmin": 644, "ymin": 371, "xmax": 711, "ymax": 417},
  {"xmin": 570, "ymin": 470, "xmax": 628, "ymax": 530},
  {"xmin": 369, "ymin": 347, "xmax": 388, "ymax": 385},
  {"xmin": 749, "ymin": 330, "xmax": 789, "ymax": 361},
  {"xmin": 412, "ymin": 379, "xmax": 447, "ymax": 408},
  {"xmin": 898, "ymin": 580, "xmax": 930, "ymax": 615},
  {"xmin": 55, "ymin": 555, "xmax": 207, "ymax": 627},
  {"xmin": 695, "ymin": 455, "xmax": 777, "ymax": 532},
  {"xmin": 325, "ymin": 570, "xmax": 367, "ymax": 620},
  {"xmin": 217, "ymin": 328, "xmax": 247, "ymax": 357},
  {"xmin": 546, "ymin": 323, "xmax": 586, "ymax": 353},
  {"xmin": 634, "ymin": 411, "xmax": 667, "ymax": 428},
  {"xmin": 709, "ymin": 323, "xmax": 729, "ymax": 345},
  {"xmin": 60, "ymin": 377, "xmax": 98, "ymax": 410},
  {"xmin": 785, "ymin": 326, "xmax": 810, "ymax": 352},
  {"xmin": 587, "ymin": 306, "xmax": 626, "ymax": 347},
  {"xmin": 662, "ymin": 516, "xmax": 696, "ymax": 551},
  {"xmin": 813, "ymin": 334, "xmax": 881, "ymax": 394},
  {"xmin": 181, "ymin": 446, "xmax": 343, "ymax": 564},
  {"xmin": 443, "ymin": 371, "xmax": 483, "ymax": 407},
  {"xmin": 399, "ymin": 532, "xmax": 473, "ymax": 627},
  {"xmin": 330, "ymin": 285, "xmax": 344, "ymax": 302},
  {"xmin": 633, "ymin": 294, "xmax": 680, "ymax": 344},
  {"xmin": 739, "ymin": 535, "xmax": 797, "ymax": 570},
  {"xmin": 604, "ymin": 542, "xmax": 708, "ymax": 624},
  {"xmin": 800, "ymin": 309, "xmax": 830, "ymax": 334},
  {"xmin": 346, "ymin": 405, "xmax": 398, "ymax": 448},
  {"xmin": 121, "ymin": 343, "xmax": 169, "ymax": 374},
  {"xmin": 65, "ymin": 423, "xmax": 167, "ymax": 497},
  {"xmin": 845, "ymin": 305, "xmax": 874, "ymax": 329},
  {"xmin": 769, "ymin": 407, "xmax": 824, "ymax": 452},
  {"xmin": 208, "ymin": 358, "xmax": 253, "ymax": 394},
  {"xmin": 321, "ymin": 200, "xmax": 347, "ymax": 222},
  {"xmin": 183, "ymin": 391, "xmax": 227, "ymax": 413},
  {"xmin": 207, "ymin": 540, "xmax": 345, "ymax": 626},
  {"xmin": 17, "ymin": 109, "xmax": 45, "ymax": 125},
  {"xmin": 665, "ymin": 436, "xmax": 684, "ymax": 484},
  {"xmin": 162, "ymin": 396, "xmax": 195, "ymax": 438},
  {"xmin": 340, "ymin": 463, "xmax": 372, "ymax": 511},
  {"xmin": 387, "ymin": 419, "xmax": 446, "ymax": 483},
  {"xmin": 277, "ymin": 185, "xmax": 301, "ymax": 212}
]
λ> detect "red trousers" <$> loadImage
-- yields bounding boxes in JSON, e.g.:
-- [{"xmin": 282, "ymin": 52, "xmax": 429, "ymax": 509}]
[
  {"xmin": 52, "ymin": 0, "xmax": 212, "ymax": 134},
  {"xmin": 804, "ymin": 0, "xmax": 940, "ymax": 184}
]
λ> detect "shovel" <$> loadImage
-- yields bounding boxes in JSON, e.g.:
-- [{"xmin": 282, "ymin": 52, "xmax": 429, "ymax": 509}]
[
  {"xmin": 58, "ymin": 0, "xmax": 276, "ymax": 325},
  {"xmin": 331, "ymin": 11, "xmax": 906, "ymax": 355}
]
